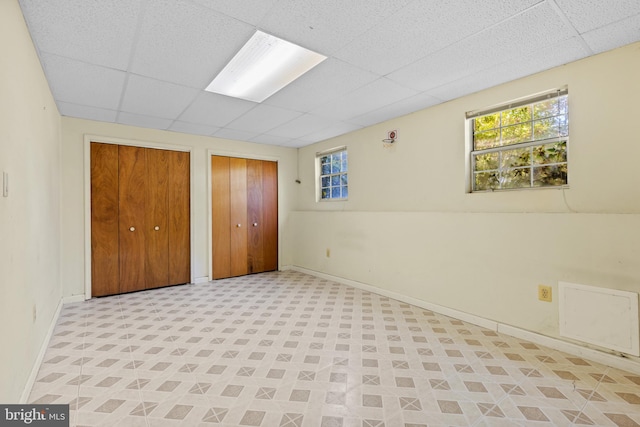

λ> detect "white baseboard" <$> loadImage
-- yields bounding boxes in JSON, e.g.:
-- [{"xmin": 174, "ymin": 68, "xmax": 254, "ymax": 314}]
[
  {"xmin": 19, "ymin": 298, "xmax": 64, "ymax": 403},
  {"xmin": 63, "ymin": 294, "xmax": 86, "ymax": 304},
  {"xmin": 193, "ymin": 276, "xmax": 210, "ymax": 284},
  {"xmin": 291, "ymin": 266, "xmax": 640, "ymax": 376}
]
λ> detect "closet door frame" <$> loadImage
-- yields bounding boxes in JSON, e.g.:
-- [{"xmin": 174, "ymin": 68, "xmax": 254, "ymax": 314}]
[
  {"xmin": 207, "ymin": 150, "xmax": 281, "ymax": 281},
  {"xmin": 83, "ymin": 135, "xmax": 194, "ymax": 299}
]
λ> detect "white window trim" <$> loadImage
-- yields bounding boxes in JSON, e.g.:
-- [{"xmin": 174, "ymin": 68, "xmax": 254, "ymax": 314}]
[
  {"xmin": 466, "ymin": 88, "xmax": 569, "ymax": 193},
  {"xmin": 316, "ymin": 146, "xmax": 348, "ymax": 202}
]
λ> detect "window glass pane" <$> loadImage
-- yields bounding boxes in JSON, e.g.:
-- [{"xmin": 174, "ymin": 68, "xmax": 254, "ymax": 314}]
[
  {"xmin": 341, "ymin": 186, "xmax": 348, "ymax": 198},
  {"xmin": 321, "ymin": 163, "xmax": 330, "ymax": 175},
  {"xmin": 533, "ymin": 117, "xmax": 560, "ymax": 140},
  {"xmin": 341, "ymin": 159, "xmax": 348, "ymax": 172},
  {"xmin": 501, "ymin": 106, "xmax": 531, "ymax": 126},
  {"xmin": 331, "ymin": 175, "xmax": 340, "ymax": 186},
  {"xmin": 557, "ymin": 96, "xmax": 568, "ymax": 115},
  {"xmin": 474, "ymin": 172, "xmax": 498, "ymax": 191},
  {"xmin": 321, "ymin": 176, "xmax": 330, "ymax": 187},
  {"xmin": 331, "ymin": 155, "xmax": 341, "ymax": 173},
  {"xmin": 501, "ymin": 147, "xmax": 530, "ymax": 169},
  {"xmin": 501, "ymin": 123, "xmax": 532, "ymax": 145},
  {"xmin": 532, "ymin": 141, "xmax": 567, "ymax": 165},
  {"xmin": 321, "ymin": 188, "xmax": 329, "ymax": 199},
  {"xmin": 474, "ymin": 152, "xmax": 499, "ymax": 172},
  {"xmin": 501, "ymin": 167, "xmax": 531, "ymax": 189},
  {"xmin": 533, "ymin": 99, "xmax": 555, "ymax": 119},
  {"xmin": 340, "ymin": 174, "xmax": 348, "ymax": 185},
  {"xmin": 533, "ymin": 164, "xmax": 568, "ymax": 187},
  {"xmin": 474, "ymin": 130, "xmax": 500, "ymax": 150},
  {"xmin": 474, "ymin": 113, "xmax": 500, "ymax": 132},
  {"xmin": 331, "ymin": 187, "xmax": 341, "ymax": 198}
]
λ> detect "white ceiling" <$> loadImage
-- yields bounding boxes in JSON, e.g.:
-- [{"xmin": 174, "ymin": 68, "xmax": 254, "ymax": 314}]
[{"xmin": 19, "ymin": 0, "xmax": 640, "ymax": 148}]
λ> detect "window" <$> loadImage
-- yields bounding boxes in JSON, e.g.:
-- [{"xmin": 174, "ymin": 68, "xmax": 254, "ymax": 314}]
[
  {"xmin": 318, "ymin": 147, "xmax": 348, "ymax": 200},
  {"xmin": 468, "ymin": 89, "xmax": 568, "ymax": 192}
]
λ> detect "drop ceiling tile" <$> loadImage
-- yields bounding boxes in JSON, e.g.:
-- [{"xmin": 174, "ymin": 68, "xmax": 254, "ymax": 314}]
[
  {"xmin": 57, "ymin": 102, "xmax": 118, "ymax": 123},
  {"xmin": 278, "ymin": 139, "xmax": 309, "ymax": 148},
  {"xmin": 190, "ymin": 0, "xmax": 278, "ymax": 25},
  {"xmin": 259, "ymin": 0, "xmax": 413, "ymax": 55},
  {"xmin": 213, "ymin": 128, "xmax": 260, "ymax": 142},
  {"xmin": 250, "ymin": 134, "xmax": 292, "ymax": 145},
  {"xmin": 265, "ymin": 114, "xmax": 336, "ymax": 139},
  {"xmin": 178, "ymin": 92, "xmax": 256, "ymax": 127},
  {"xmin": 554, "ymin": 0, "xmax": 640, "ymax": 33},
  {"xmin": 335, "ymin": 0, "xmax": 541, "ymax": 75},
  {"xmin": 168, "ymin": 121, "xmax": 219, "ymax": 137},
  {"xmin": 225, "ymin": 104, "xmax": 303, "ymax": 134},
  {"xmin": 263, "ymin": 58, "xmax": 379, "ymax": 112},
  {"xmin": 349, "ymin": 92, "xmax": 442, "ymax": 127},
  {"xmin": 120, "ymin": 75, "xmax": 199, "ymax": 119},
  {"xmin": 130, "ymin": 0, "xmax": 255, "ymax": 88},
  {"xmin": 427, "ymin": 37, "xmax": 588, "ymax": 103},
  {"xmin": 117, "ymin": 112, "xmax": 173, "ymax": 130},
  {"xmin": 40, "ymin": 53, "xmax": 126, "ymax": 110},
  {"xmin": 387, "ymin": 2, "xmax": 576, "ymax": 92},
  {"xmin": 582, "ymin": 15, "xmax": 640, "ymax": 54},
  {"xmin": 310, "ymin": 78, "xmax": 417, "ymax": 121},
  {"xmin": 18, "ymin": 0, "xmax": 141, "ymax": 70},
  {"xmin": 298, "ymin": 122, "xmax": 363, "ymax": 144}
]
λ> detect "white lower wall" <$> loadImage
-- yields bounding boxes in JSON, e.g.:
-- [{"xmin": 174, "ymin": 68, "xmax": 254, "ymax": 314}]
[{"xmin": 290, "ymin": 210, "xmax": 640, "ymax": 363}]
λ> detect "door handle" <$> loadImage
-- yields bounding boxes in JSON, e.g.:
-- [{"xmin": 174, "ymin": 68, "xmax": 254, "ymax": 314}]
[
  {"xmin": 236, "ymin": 224, "xmax": 241, "ymax": 228},
  {"xmin": 154, "ymin": 226, "xmax": 160, "ymax": 231},
  {"xmin": 129, "ymin": 226, "xmax": 135, "ymax": 232},
  {"xmin": 253, "ymin": 223, "xmax": 258, "ymax": 227}
]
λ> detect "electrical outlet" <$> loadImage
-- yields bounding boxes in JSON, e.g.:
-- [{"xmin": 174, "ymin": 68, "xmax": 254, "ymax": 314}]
[
  {"xmin": 538, "ymin": 285, "xmax": 552, "ymax": 302},
  {"xmin": 326, "ymin": 248, "xmax": 330, "ymax": 258}
]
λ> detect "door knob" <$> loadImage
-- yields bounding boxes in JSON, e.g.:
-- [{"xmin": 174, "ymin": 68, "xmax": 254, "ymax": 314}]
[
  {"xmin": 236, "ymin": 224, "xmax": 241, "ymax": 228},
  {"xmin": 253, "ymin": 222, "xmax": 258, "ymax": 227},
  {"xmin": 129, "ymin": 226, "xmax": 135, "ymax": 232},
  {"xmin": 154, "ymin": 226, "xmax": 160, "ymax": 231}
]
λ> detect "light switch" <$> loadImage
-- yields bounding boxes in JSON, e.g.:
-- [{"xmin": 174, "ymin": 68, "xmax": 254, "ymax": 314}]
[{"xmin": 3, "ymin": 171, "xmax": 8, "ymax": 197}]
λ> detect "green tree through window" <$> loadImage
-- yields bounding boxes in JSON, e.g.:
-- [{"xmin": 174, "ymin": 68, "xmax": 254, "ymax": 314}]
[{"xmin": 470, "ymin": 91, "xmax": 568, "ymax": 191}]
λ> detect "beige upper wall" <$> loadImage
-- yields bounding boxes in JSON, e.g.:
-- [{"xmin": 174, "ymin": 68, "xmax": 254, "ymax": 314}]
[
  {"xmin": 0, "ymin": 0, "xmax": 62, "ymax": 402},
  {"xmin": 60, "ymin": 118, "xmax": 298, "ymax": 297},
  {"xmin": 297, "ymin": 42, "xmax": 640, "ymax": 214}
]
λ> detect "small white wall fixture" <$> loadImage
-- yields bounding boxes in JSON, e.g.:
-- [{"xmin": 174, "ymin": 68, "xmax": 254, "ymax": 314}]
[{"xmin": 559, "ymin": 282, "xmax": 639, "ymax": 356}]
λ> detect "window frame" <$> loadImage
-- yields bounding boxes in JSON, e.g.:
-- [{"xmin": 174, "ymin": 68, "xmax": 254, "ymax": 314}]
[
  {"xmin": 467, "ymin": 88, "xmax": 569, "ymax": 193},
  {"xmin": 316, "ymin": 146, "xmax": 348, "ymax": 202}
]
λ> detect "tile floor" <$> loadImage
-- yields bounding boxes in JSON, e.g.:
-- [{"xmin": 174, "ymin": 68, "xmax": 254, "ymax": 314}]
[{"xmin": 29, "ymin": 270, "xmax": 640, "ymax": 426}]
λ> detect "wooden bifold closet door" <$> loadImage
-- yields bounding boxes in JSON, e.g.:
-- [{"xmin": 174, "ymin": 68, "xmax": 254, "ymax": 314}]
[
  {"xmin": 91, "ymin": 142, "xmax": 190, "ymax": 297},
  {"xmin": 211, "ymin": 155, "xmax": 277, "ymax": 280}
]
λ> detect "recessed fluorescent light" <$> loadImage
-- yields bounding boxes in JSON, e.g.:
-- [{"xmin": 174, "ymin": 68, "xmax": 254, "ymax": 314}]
[{"xmin": 205, "ymin": 30, "xmax": 327, "ymax": 103}]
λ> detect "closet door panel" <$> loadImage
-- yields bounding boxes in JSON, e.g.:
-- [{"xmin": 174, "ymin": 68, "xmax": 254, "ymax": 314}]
[
  {"xmin": 91, "ymin": 143, "xmax": 120, "ymax": 297},
  {"xmin": 229, "ymin": 157, "xmax": 248, "ymax": 277},
  {"xmin": 211, "ymin": 156, "xmax": 231, "ymax": 279},
  {"xmin": 145, "ymin": 148, "xmax": 169, "ymax": 289},
  {"xmin": 262, "ymin": 160, "xmax": 278, "ymax": 272},
  {"xmin": 168, "ymin": 150, "xmax": 191, "ymax": 284},
  {"xmin": 247, "ymin": 159, "xmax": 264, "ymax": 274},
  {"xmin": 119, "ymin": 145, "xmax": 147, "ymax": 293}
]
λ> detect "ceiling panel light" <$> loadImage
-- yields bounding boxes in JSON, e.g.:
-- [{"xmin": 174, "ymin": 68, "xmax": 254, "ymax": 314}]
[{"xmin": 205, "ymin": 31, "xmax": 327, "ymax": 103}]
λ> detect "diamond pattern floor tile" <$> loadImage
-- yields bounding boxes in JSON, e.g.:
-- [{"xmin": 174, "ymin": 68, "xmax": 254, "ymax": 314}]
[{"xmin": 27, "ymin": 270, "xmax": 640, "ymax": 426}]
